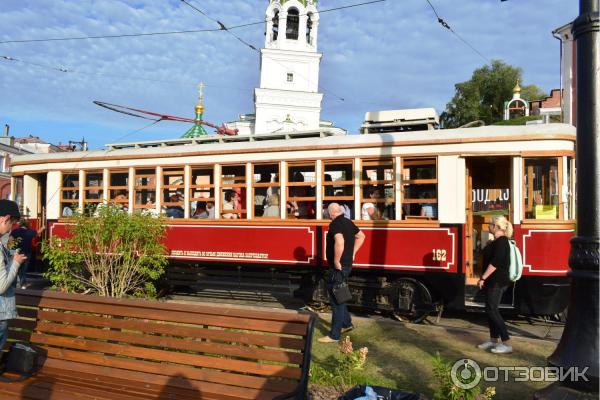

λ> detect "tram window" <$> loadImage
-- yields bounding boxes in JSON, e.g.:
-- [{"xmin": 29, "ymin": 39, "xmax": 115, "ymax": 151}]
[
  {"xmin": 190, "ymin": 166, "xmax": 214, "ymax": 219},
  {"xmin": 221, "ymin": 165, "xmax": 246, "ymax": 219},
  {"xmin": 287, "ymin": 163, "xmax": 316, "ymax": 219},
  {"xmin": 253, "ymin": 164, "xmax": 280, "ymax": 218},
  {"xmin": 361, "ymin": 159, "xmax": 395, "ymax": 220},
  {"xmin": 162, "ymin": 167, "xmax": 185, "ymax": 219},
  {"xmin": 61, "ymin": 172, "xmax": 79, "ymax": 216},
  {"xmin": 401, "ymin": 158, "xmax": 438, "ymax": 219},
  {"xmin": 524, "ymin": 158, "xmax": 560, "ymax": 220},
  {"xmin": 323, "ymin": 161, "xmax": 354, "ymax": 219},
  {"xmin": 83, "ymin": 171, "xmax": 103, "ymax": 203},
  {"xmin": 134, "ymin": 169, "xmax": 156, "ymax": 211},
  {"xmin": 108, "ymin": 170, "xmax": 129, "ymax": 210}
]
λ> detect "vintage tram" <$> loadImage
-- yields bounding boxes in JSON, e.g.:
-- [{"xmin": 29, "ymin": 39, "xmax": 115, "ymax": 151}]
[{"xmin": 10, "ymin": 123, "xmax": 575, "ymax": 321}]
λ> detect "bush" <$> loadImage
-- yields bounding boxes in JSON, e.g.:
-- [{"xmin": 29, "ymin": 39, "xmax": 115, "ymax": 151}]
[
  {"xmin": 310, "ymin": 336, "xmax": 369, "ymax": 388},
  {"xmin": 431, "ymin": 353, "xmax": 496, "ymax": 400},
  {"xmin": 42, "ymin": 205, "xmax": 168, "ymax": 298}
]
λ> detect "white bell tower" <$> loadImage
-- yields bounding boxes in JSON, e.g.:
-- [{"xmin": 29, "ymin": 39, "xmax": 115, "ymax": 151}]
[{"xmin": 254, "ymin": 0, "xmax": 324, "ymax": 134}]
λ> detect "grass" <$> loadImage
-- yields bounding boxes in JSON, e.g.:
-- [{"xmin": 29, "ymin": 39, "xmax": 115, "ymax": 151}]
[{"xmin": 310, "ymin": 315, "xmax": 557, "ymax": 399}]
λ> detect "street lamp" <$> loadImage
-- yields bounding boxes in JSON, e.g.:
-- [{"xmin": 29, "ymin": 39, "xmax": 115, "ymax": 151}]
[{"xmin": 534, "ymin": 0, "xmax": 599, "ymax": 398}]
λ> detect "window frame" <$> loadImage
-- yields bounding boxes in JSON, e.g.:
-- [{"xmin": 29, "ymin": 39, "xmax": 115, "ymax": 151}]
[
  {"xmin": 401, "ymin": 158, "xmax": 438, "ymax": 220},
  {"xmin": 522, "ymin": 156, "xmax": 564, "ymax": 222}
]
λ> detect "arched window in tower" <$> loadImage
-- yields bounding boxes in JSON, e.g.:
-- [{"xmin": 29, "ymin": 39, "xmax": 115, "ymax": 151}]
[
  {"xmin": 286, "ymin": 8, "xmax": 299, "ymax": 40},
  {"xmin": 272, "ymin": 10, "xmax": 279, "ymax": 41},
  {"xmin": 306, "ymin": 13, "xmax": 313, "ymax": 44}
]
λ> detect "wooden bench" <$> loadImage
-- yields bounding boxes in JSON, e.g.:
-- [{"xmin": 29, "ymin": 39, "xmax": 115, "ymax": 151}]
[{"xmin": 0, "ymin": 289, "xmax": 315, "ymax": 400}]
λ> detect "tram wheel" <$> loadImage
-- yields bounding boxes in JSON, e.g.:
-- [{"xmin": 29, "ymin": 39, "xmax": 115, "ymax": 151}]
[{"xmin": 391, "ymin": 278, "xmax": 434, "ymax": 324}]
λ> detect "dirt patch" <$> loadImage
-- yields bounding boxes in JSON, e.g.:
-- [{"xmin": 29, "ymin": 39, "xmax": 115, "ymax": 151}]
[{"xmin": 309, "ymin": 384, "xmax": 346, "ymax": 399}]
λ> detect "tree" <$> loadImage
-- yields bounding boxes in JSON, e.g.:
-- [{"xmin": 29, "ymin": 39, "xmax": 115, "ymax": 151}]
[
  {"xmin": 440, "ymin": 60, "xmax": 547, "ymax": 128},
  {"xmin": 42, "ymin": 205, "xmax": 168, "ymax": 298}
]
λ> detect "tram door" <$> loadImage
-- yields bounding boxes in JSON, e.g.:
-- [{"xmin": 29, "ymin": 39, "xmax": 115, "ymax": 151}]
[{"xmin": 465, "ymin": 157, "xmax": 514, "ymax": 306}]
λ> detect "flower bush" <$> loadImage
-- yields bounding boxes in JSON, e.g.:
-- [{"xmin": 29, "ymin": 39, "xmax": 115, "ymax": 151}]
[
  {"xmin": 431, "ymin": 353, "xmax": 496, "ymax": 400},
  {"xmin": 310, "ymin": 336, "xmax": 369, "ymax": 387}
]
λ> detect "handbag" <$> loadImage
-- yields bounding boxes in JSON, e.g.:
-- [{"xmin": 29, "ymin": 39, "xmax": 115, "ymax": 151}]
[
  {"xmin": 0, "ymin": 343, "xmax": 39, "ymax": 381},
  {"xmin": 332, "ymin": 280, "xmax": 353, "ymax": 304}
]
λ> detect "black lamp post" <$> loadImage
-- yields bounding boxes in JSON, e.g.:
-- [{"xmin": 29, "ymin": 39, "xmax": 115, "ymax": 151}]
[{"xmin": 534, "ymin": 0, "xmax": 599, "ymax": 398}]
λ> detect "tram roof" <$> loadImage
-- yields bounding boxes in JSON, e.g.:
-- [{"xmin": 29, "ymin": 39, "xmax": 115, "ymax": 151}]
[{"xmin": 11, "ymin": 123, "xmax": 575, "ymax": 167}]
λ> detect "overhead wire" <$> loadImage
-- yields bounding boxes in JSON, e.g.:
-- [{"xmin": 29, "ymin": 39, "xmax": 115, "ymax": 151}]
[
  {"xmin": 424, "ymin": 0, "xmax": 490, "ymax": 63},
  {"xmin": 0, "ymin": 1, "xmax": 386, "ymax": 45}
]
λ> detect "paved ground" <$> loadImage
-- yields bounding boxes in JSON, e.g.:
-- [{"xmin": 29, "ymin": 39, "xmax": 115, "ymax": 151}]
[{"xmin": 165, "ymin": 286, "xmax": 565, "ymax": 343}]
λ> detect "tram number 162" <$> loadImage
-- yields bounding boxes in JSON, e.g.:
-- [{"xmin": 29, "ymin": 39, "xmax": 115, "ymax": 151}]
[{"xmin": 432, "ymin": 249, "xmax": 447, "ymax": 262}]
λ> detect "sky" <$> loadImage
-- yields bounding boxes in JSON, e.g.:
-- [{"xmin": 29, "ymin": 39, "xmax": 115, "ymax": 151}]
[{"xmin": 0, "ymin": 0, "xmax": 578, "ymax": 149}]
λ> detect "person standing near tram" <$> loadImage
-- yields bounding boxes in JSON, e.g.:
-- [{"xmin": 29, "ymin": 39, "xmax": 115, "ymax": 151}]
[
  {"xmin": 318, "ymin": 203, "xmax": 365, "ymax": 343},
  {"xmin": 477, "ymin": 215, "xmax": 513, "ymax": 354}
]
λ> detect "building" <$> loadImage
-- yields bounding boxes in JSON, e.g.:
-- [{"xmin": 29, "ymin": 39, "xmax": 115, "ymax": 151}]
[
  {"xmin": 14, "ymin": 135, "xmax": 77, "ymax": 154},
  {"xmin": 503, "ymin": 81, "xmax": 530, "ymax": 120},
  {"xmin": 228, "ymin": 0, "xmax": 326, "ymax": 135},
  {"xmin": 553, "ymin": 22, "xmax": 576, "ymax": 126},
  {"xmin": 529, "ymin": 89, "xmax": 562, "ymax": 123},
  {"xmin": 0, "ymin": 125, "xmax": 31, "ymax": 199}
]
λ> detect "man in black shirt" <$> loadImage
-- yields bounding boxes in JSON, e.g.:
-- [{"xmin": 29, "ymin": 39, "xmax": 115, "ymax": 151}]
[{"xmin": 318, "ymin": 203, "xmax": 365, "ymax": 343}]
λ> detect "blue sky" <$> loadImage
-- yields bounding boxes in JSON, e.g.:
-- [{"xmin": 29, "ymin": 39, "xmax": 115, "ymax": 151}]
[{"xmin": 0, "ymin": 0, "xmax": 577, "ymax": 149}]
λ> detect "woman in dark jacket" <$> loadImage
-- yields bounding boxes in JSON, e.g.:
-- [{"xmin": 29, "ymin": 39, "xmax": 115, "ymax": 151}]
[{"xmin": 477, "ymin": 215, "xmax": 513, "ymax": 354}]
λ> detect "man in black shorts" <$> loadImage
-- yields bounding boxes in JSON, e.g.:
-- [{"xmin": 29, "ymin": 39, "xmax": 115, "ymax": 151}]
[{"xmin": 318, "ymin": 203, "xmax": 365, "ymax": 343}]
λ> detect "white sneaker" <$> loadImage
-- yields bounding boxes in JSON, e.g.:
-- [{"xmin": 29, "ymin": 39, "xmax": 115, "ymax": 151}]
[
  {"xmin": 477, "ymin": 341, "xmax": 497, "ymax": 350},
  {"xmin": 491, "ymin": 343, "xmax": 513, "ymax": 354}
]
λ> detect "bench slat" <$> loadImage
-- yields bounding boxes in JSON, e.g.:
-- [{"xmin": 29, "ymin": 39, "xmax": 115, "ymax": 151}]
[
  {"xmin": 32, "ymin": 332, "xmax": 301, "ymax": 379},
  {"xmin": 14, "ymin": 307, "xmax": 39, "ymax": 319},
  {"xmin": 35, "ymin": 321, "xmax": 304, "ymax": 364},
  {"xmin": 36, "ymin": 309, "xmax": 305, "ymax": 350},
  {"xmin": 24, "ymin": 297, "xmax": 308, "ymax": 335},
  {"xmin": 38, "ymin": 367, "xmax": 242, "ymax": 400},
  {"xmin": 17, "ymin": 290, "xmax": 311, "ymax": 323},
  {"xmin": 42, "ymin": 357, "xmax": 292, "ymax": 399}
]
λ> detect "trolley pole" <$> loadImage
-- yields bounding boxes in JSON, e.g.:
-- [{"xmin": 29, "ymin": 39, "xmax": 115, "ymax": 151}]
[{"xmin": 534, "ymin": 0, "xmax": 599, "ymax": 398}]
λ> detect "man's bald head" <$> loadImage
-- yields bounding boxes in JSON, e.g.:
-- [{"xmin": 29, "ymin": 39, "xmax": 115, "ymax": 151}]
[{"xmin": 327, "ymin": 203, "xmax": 342, "ymax": 220}]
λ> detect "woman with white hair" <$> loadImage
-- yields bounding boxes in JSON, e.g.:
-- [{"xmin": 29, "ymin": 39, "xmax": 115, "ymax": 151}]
[{"xmin": 477, "ymin": 215, "xmax": 514, "ymax": 354}]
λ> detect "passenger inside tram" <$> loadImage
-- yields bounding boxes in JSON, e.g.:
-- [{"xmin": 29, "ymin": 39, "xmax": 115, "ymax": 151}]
[
  {"xmin": 361, "ymin": 187, "xmax": 381, "ymax": 220},
  {"xmin": 254, "ymin": 173, "xmax": 271, "ymax": 217},
  {"xmin": 222, "ymin": 190, "xmax": 240, "ymax": 219},
  {"xmin": 263, "ymin": 194, "xmax": 280, "ymax": 217},
  {"xmin": 165, "ymin": 193, "xmax": 184, "ymax": 218}
]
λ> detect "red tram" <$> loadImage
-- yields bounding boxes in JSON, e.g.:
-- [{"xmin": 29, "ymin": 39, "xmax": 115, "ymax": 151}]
[{"xmin": 10, "ymin": 124, "xmax": 575, "ymax": 320}]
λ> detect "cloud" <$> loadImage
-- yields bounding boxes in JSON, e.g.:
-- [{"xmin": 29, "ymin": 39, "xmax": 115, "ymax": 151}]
[{"xmin": 0, "ymin": 0, "xmax": 577, "ymax": 148}]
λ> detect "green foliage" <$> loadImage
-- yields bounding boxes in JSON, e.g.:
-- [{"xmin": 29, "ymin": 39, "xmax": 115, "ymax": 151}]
[
  {"xmin": 42, "ymin": 205, "xmax": 168, "ymax": 298},
  {"xmin": 492, "ymin": 115, "xmax": 543, "ymax": 126},
  {"xmin": 310, "ymin": 336, "xmax": 370, "ymax": 388},
  {"xmin": 441, "ymin": 60, "xmax": 547, "ymax": 128},
  {"xmin": 431, "ymin": 353, "xmax": 495, "ymax": 400}
]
